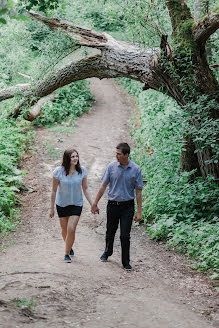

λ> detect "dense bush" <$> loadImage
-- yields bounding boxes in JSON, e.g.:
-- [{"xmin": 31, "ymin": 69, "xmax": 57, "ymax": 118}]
[
  {"xmin": 119, "ymin": 78, "xmax": 219, "ymax": 272},
  {"xmin": 0, "ymin": 117, "xmax": 34, "ymax": 234},
  {"xmin": 33, "ymin": 80, "xmax": 94, "ymax": 126},
  {"xmin": 62, "ymin": 0, "xmax": 126, "ymax": 33}
]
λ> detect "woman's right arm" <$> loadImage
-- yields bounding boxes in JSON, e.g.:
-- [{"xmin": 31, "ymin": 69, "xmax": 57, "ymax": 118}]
[{"xmin": 50, "ymin": 177, "xmax": 59, "ymax": 218}]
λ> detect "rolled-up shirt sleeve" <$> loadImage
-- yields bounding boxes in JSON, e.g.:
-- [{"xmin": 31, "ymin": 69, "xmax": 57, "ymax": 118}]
[
  {"xmin": 135, "ymin": 169, "xmax": 143, "ymax": 189},
  {"xmin": 101, "ymin": 165, "xmax": 110, "ymax": 185}
]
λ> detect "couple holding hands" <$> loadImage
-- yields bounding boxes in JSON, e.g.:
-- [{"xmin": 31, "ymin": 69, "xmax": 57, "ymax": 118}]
[{"xmin": 50, "ymin": 143, "xmax": 143, "ymax": 271}]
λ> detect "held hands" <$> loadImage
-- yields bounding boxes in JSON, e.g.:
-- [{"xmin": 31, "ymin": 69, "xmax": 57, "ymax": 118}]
[{"xmin": 91, "ymin": 203, "xmax": 99, "ymax": 214}]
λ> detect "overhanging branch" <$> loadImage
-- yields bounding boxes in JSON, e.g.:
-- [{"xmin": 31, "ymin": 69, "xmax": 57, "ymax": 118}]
[
  {"xmin": 10, "ymin": 47, "xmax": 157, "ymax": 118},
  {"xmin": 0, "ymin": 84, "xmax": 30, "ymax": 102},
  {"xmin": 193, "ymin": 8, "xmax": 219, "ymax": 44},
  {"xmin": 2, "ymin": 10, "xmax": 186, "ymax": 118},
  {"xmin": 25, "ymin": 10, "xmax": 108, "ymax": 47}
]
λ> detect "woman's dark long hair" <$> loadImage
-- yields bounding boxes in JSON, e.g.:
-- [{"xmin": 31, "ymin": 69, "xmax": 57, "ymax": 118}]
[{"xmin": 61, "ymin": 149, "xmax": 82, "ymax": 176}]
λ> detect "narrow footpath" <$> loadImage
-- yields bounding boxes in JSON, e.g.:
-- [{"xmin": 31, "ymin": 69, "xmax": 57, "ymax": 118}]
[{"xmin": 0, "ymin": 78, "xmax": 218, "ymax": 328}]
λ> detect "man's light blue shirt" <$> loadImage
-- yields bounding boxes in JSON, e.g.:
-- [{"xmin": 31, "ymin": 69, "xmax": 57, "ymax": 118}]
[{"xmin": 101, "ymin": 160, "xmax": 143, "ymax": 201}]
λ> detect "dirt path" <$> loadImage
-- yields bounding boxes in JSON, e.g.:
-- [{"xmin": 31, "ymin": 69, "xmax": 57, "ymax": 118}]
[{"xmin": 0, "ymin": 78, "xmax": 218, "ymax": 328}]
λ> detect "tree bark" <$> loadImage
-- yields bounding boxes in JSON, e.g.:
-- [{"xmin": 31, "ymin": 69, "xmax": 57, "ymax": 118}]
[
  {"xmin": 197, "ymin": 149, "xmax": 219, "ymax": 179},
  {"xmin": 26, "ymin": 93, "xmax": 55, "ymax": 121},
  {"xmin": 193, "ymin": 9, "xmax": 219, "ymax": 45},
  {"xmin": 194, "ymin": 0, "xmax": 214, "ymax": 62},
  {"xmin": 0, "ymin": 84, "xmax": 30, "ymax": 102},
  {"xmin": 180, "ymin": 135, "xmax": 201, "ymax": 176}
]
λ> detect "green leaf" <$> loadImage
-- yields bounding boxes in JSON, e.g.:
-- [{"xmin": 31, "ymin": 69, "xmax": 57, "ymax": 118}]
[
  {"xmin": 0, "ymin": 9, "xmax": 8, "ymax": 15},
  {"xmin": 0, "ymin": 17, "xmax": 7, "ymax": 24},
  {"xmin": 10, "ymin": 15, "xmax": 30, "ymax": 21}
]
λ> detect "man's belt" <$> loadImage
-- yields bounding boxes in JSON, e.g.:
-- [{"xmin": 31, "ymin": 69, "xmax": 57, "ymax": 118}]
[{"xmin": 108, "ymin": 199, "xmax": 134, "ymax": 206}]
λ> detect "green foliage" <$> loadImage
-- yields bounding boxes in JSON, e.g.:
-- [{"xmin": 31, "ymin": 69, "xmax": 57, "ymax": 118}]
[
  {"xmin": 0, "ymin": 116, "xmax": 34, "ymax": 234},
  {"xmin": 184, "ymin": 96, "xmax": 219, "ymax": 165},
  {"xmin": 0, "ymin": 0, "xmax": 15, "ymax": 24},
  {"xmin": 119, "ymin": 78, "xmax": 219, "ymax": 272},
  {"xmin": 0, "ymin": 17, "xmax": 79, "ymax": 87},
  {"xmin": 57, "ymin": 0, "xmax": 126, "ymax": 41},
  {"xmin": 13, "ymin": 297, "xmax": 35, "ymax": 311},
  {"xmin": 21, "ymin": 0, "xmax": 60, "ymax": 12},
  {"xmin": 148, "ymin": 219, "xmax": 219, "ymax": 271},
  {"xmin": 0, "ymin": 19, "xmax": 33, "ymax": 87},
  {"xmin": 33, "ymin": 80, "xmax": 94, "ymax": 126},
  {"xmin": 26, "ymin": 21, "xmax": 80, "ymax": 80},
  {"xmin": 83, "ymin": 4, "xmax": 125, "ymax": 32}
]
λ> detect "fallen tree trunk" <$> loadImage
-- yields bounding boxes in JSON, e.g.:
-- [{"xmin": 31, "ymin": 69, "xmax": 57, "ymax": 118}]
[{"xmin": 26, "ymin": 93, "xmax": 55, "ymax": 121}]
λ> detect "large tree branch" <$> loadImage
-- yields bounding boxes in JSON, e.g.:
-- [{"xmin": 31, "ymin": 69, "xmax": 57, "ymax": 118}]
[
  {"xmin": 2, "ymin": 8, "xmax": 203, "ymax": 118},
  {"xmin": 2, "ymin": 11, "xmax": 164, "ymax": 117},
  {"xmin": 0, "ymin": 84, "xmax": 30, "ymax": 102},
  {"xmin": 193, "ymin": 8, "xmax": 219, "ymax": 44},
  {"xmin": 3, "ymin": 7, "xmax": 216, "ymax": 120},
  {"xmin": 11, "ymin": 44, "xmax": 159, "ymax": 118},
  {"xmin": 25, "ymin": 10, "xmax": 108, "ymax": 47}
]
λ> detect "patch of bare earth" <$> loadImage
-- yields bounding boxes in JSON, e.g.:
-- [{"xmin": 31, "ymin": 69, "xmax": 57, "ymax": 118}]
[{"xmin": 0, "ymin": 79, "xmax": 218, "ymax": 328}]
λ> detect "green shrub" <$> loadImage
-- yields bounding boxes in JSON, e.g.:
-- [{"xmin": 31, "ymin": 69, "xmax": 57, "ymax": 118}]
[
  {"xmin": 0, "ymin": 117, "xmax": 34, "ymax": 233},
  {"xmin": 33, "ymin": 80, "xmax": 94, "ymax": 126}
]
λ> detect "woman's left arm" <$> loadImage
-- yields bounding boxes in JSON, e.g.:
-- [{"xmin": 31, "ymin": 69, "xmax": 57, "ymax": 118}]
[{"xmin": 82, "ymin": 177, "xmax": 93, "ymax": 206}]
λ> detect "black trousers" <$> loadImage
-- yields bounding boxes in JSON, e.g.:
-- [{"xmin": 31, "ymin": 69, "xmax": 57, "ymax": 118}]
[{"xmin": 104, "ymin": 200, "xmax": 134, "ymax": 266}]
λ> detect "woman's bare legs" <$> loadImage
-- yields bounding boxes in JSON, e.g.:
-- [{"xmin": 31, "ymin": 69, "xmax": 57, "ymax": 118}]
[
  {"xmin": 59, "ymin": 216, "xmax": 80, "ymax": 255},
  {"xmin": 59, "ymin": 216, "xmax": 69, "ymax": 241}
]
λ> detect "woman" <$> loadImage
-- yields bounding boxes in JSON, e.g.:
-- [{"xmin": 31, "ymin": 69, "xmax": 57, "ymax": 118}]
[{"xmin": 50, "ymin": 149, "xmax": 92, "ymax": 263}]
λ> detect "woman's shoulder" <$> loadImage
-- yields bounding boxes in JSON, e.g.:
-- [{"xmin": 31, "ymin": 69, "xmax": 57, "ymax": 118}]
[
  {"xmin": 54, "ymin": 165, "xmax": 64, "ymax": 172},
  {"xmin": 53, "ymin": 166, "xmax": 65, "ymax": 178},
  {"xmin": 81, "ymin": 166, "xmax": 87, "ymax": 175}
]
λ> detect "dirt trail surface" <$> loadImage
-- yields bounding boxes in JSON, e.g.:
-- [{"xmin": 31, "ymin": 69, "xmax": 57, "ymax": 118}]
[{"xmin": 0, "ymin": 79, "xmax": 218, "ymax": 328}]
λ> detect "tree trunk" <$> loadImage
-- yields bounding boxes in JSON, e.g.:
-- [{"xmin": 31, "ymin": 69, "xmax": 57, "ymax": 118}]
[
  {"xmin": 197, "ymin": 149, "xmax": 219, "ymax": 179},
  {"xmin": 180, "ymin": 135, "xmax": 201, "ymax": 176},
  {"xmin": 194, "ymin": 0, "xmax": 213, "ymax": 63}
]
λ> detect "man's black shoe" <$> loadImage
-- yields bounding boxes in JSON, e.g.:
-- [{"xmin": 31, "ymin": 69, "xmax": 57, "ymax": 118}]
[
  {"xmin": 100, "ymin": 253, "xmax": 108, "ymax": 262},
  {"xmin": 123, "ymin": 264, "xmax": 132, "ymax": 271},
  {"xmin": 69, "ymin": 248, "xmax": 74, "ymax": 256}
]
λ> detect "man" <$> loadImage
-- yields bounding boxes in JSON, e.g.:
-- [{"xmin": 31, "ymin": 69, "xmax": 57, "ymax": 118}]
[{"xmin": 91, "ymin": 143, "xmax": 143, "ymax": 271}]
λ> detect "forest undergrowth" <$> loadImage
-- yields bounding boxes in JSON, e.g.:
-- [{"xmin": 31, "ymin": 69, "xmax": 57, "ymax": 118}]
[{"xmin": 119, "ymin": 78, "xmax": 219, "ymax": 274}]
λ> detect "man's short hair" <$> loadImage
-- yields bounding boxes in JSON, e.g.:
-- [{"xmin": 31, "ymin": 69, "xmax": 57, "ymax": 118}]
[{"xmin": 116, "ymin": 143, "xmax": 130, "ymax": 155}]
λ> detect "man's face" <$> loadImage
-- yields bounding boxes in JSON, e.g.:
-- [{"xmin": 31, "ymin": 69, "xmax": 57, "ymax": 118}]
[{"xmin": 116, "ymin": 149, "xmax": 128, "ymax": 164}]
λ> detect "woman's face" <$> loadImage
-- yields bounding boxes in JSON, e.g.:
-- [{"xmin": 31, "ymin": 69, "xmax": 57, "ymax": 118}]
[{"xmin": 70, "ymin": 151, "xmax": 79, "ymax": 165}]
